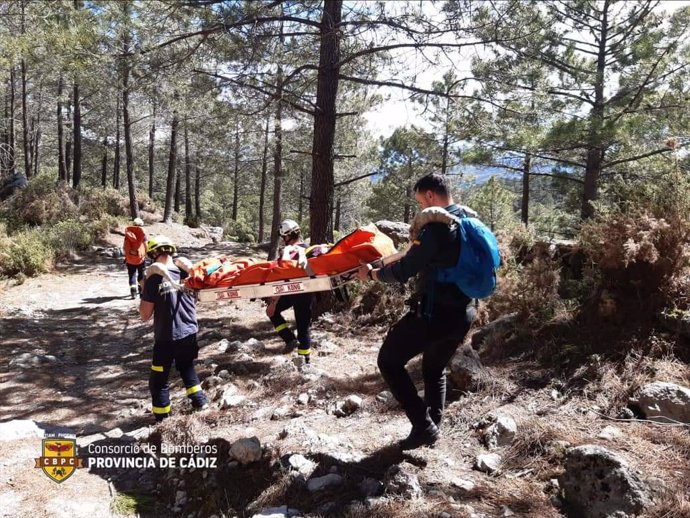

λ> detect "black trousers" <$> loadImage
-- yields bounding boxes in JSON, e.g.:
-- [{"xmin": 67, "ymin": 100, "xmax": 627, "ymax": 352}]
[
  {"xmin": 149, "ymin": 334, "xmax": 207, "ymax": 420},
  {"xmin": 126, "ymin": 263, "xmax": 145, "ymax": 293},
  {"xmin": 377, "ymin": 304, "xmax": 476, "ymax": 428},
  {"xmin": 269, "ymin": 293, "xmax": 313, "ymax": 354}
]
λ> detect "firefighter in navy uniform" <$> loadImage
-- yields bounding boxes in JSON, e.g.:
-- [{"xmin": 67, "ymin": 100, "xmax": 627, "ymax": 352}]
[
  {"xmin": 358, "ymin": 174, "xmax": 477, "ymax": 450},
  {"xmin": 139, "ymin": 236, "xmax": 208, "ymax": 421},
  {"xmin": 266, "ymin": 220, "xmax": 314, "ymax": 367}
]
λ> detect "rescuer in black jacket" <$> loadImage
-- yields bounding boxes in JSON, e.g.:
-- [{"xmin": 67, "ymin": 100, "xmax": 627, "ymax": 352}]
[{"xmin": 358, "ymin": 173, "xmax": 476, "ymax": 450}]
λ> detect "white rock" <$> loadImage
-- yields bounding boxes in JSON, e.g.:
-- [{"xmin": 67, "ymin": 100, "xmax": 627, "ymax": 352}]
[
  {"xmin": 598, "ymin": 425, "xmax": 623, "ymax": 441},
  {"xmin": 251, "ymin": 505, "xmax": 302, "ymax": 517},
  {"xmin": 450, "ymin": 477, "xmax": 475, "ymax": 493},
  {"xmin": 336, "ymin": 395, "xmax": 362, "ymax": 416},
  {"xmin": 287, "ymin": 454, "xmax": 317, "ymax": 478},
  {"xmin": 243, "ymin": 338, "xmax": 265, "ymax": 352},
  {"xmin": 104, "ymin": 428, "xmax": 124, "ymax": 439},
  {"xmin": 475, "ymin": 453, "xmax": 501, "ymax": 474},
  {"xmin": 376, "ymin": 391, "xmax": 392, "ymax": 402},
  {"xmin": 230, "ymin": 437, "xmax": 262, "ymax": 465},
  {"xmin": 631, "ymin": 381, "xmax": 690, "ymax": 424},
  {"xmin": 307, "ymin": 473, "xmax": 344, "ymax": 492},
  {"xmin": 0, "ymin": 420, "xmax": 44, "ymax": 441},
  {"xmin": 217, "ymin": 339, "xmax": 229, "ymax": 353},
  {"xmin": 297, "ymin": 393, "xmax": 310, "ymax": 406},
  {"xmin": 484, "ymin": 415, "xmax": 517, "ymax": 448},
  {"xmin": 272, "ymin": 406, "xmax": 291, "ymax": 420},
  {"xmin": 221, "ymin": 394, "xmax": 247, "ymax": 409}
]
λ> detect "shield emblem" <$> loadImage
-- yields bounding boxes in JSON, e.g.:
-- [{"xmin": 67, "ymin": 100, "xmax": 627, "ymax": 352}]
[{"xmin": 39, "ymin": 438, "xmax": 78, "ymax": 483}]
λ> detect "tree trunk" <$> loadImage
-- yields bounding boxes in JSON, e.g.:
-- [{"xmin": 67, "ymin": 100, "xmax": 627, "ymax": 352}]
[
  {"xmin": 57, "ymin": 76, "xmax": 66, "ymax": 181},
  {"xmin": 258, "ymin": 115, "xmax": 270, "ymax": 243},
  {"xmin": 148, "ymin": 101, "xmax": 156, "ymax": 199},
  {"xmin": 403, "ymin": 182, "xmax": 412, "ymax": 223},
  {"xmin": 8, "ymin": 68, "xmax": 15, "ymax": 176},
  {"xmin": 122, "ymin": 69, "xmax": 138, "ymax": 218},
  {"xmin": 334, "ymin": 196, "xmax": 341, "ymax": 232},
  {"xmin": 298, "ymin": 168, "xmax": 304, "ymax": 223},
  {"xmin": 65, "ymin": 103, "xmax": 72, "ymax": 183},
  {"xmin": 72, "ymin": 82, "xmax": 81, "ymax": 188},
  {"xmin": 195, "ymin": 163, "xmax": 201, "ymax": 221},
  {"xmin": 113, "ymin": 95, "xmax": 120, "ymax": 189},
  {"xmin": 20, "ymin": 58, "xmax": 31, "ymax": 178},
  {"xmin": 184, "ymin": 124, "xmax": 192, "ymax": 221},
  {"xmin": 20, "ymin": 3, "xmax": 32, "ymax": 178},
  {"xmin": 163, "ymin": 113, "xmax": 178, "ymax": 223},
  {"xmin": 269, "ymin": 84, "xmax": 284, "ymax": 259},
  {"xmin": 232, "ymin": 123, "xmax": 240, "ymax": 220},
  {"xmin": 32, "ymin": 118, "xmax": 40, "ymax": 177},
  {"xmin": 581, "ymin": 1, "xmax": 609, "ymax": 220},
  {"xmin": 174, "ymin": 172, "xmax": 180, "ymax": 213},
  {"xmin": 101, "ymin": 138, "xmax": 108, "ymax": 188},
  {"xmin": 440, "ymin": 96, "xmax": 451, "ymax": 176},
  {"xmin": 521, "ymin": 153, "xmax": 530, "ymax": 226},
  {"xmin": 309, "ymin": 0, "xmax": 342, "ymax": 244}
]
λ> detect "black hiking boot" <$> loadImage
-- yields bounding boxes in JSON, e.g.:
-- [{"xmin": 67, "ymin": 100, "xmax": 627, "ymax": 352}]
[
  {"xmin": 130, "ymin": 287, "xmax": 138, "ymax": 300},
  {"xmin": 283, "ymin": 339, "xmax": 299, "ymax": 354},
  {"xmin": 399, "ymin": 422, "xmax": 440, "ymax": 451}
]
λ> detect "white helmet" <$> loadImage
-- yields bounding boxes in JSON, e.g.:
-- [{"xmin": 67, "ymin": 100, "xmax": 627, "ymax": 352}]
[{"xmin": 279, "ymin": 219, "xmax": 300, "ymax": 237}]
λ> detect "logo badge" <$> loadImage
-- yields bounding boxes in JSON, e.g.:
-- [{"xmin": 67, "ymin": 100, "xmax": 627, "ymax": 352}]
[{"xmin": 34, "ymin": 435, "xmax": 84, "ymax": 483}]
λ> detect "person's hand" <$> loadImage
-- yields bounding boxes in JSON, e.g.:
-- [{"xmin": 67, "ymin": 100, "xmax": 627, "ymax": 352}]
[
  {"xmin": 357, "ymin": 263, "xmax": 372, "ymax": 281},
  {"xmin": 266, "ymin": 301, "xmax": 277, "ymax": 317}
]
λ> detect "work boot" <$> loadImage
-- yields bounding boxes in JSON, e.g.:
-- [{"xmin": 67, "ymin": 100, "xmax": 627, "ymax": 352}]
[
  {"xmin": 193, "ymin": 402, "xmax": 210, "ymax": 413},
  {"xmin": 399, "ymin": 422, "xmax": 440, "ymax": 450},
  {"xmin": 283, "ymin": 339, "xmax": 299, "ymax": 354},
  {"xmin": 429, "ymin": 408, "xmax": 443, "ymax": 428},
  {"xmin": 130, "ymin": 287, "xmax": 138, "ymax": 300}
]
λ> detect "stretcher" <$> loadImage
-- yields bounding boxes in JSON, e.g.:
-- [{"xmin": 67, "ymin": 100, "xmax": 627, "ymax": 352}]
[
  {"xmin": 196, "ymin": 264, "xmax": 369, "ymax": 302},
  {"xmin": 193, "ymin": 225, "xmax": 405, "ymax": 303}
]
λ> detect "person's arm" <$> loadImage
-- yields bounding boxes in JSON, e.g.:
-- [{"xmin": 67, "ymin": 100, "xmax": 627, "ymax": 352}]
[
  {"xmin": 358, "ymin": 226, "xmax": 440, "ymax": 283},
  {"xmin": 140, "ymin": 300, "xmax": 154, "ymax": 321},
  {"xmin": 139, "ymin": 275, "xmax": 159, "ymax": 321}
]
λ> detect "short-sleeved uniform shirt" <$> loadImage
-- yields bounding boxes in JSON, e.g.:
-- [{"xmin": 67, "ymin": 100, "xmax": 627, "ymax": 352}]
[{"xmin": 141, "ymin": 266, "xmax": 198, "ymax": 343}]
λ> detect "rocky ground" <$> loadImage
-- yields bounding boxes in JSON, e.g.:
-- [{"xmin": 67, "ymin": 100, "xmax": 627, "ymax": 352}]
[{"xmin": 0, "ymin": 223, "xmax": 689, "ymax": 518}]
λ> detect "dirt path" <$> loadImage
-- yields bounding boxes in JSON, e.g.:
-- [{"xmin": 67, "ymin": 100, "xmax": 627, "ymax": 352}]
[{"xmin": 0, "ymin": 242, "xmax": 268, "ymax": 517}]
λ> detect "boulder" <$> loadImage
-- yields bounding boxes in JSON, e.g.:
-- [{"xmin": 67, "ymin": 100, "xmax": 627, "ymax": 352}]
[
  {"xmin": 374, "ymin": 220, "xmax": 410, "ymax": 248},
  {"xmin": 307, "ymin": 473, "xmax": 344, "ymax": 492},
  {"xmin": 358, "ymin": 477, "xmax": 384, "ymax": 497},
  {"xmin": 383, "ymin": 462, "xmax": 422, "ymax": 498},
  {"xmin": 448, "ymin": 345, "xmax": 486, "ymax": 392},
  {"xmin": 559, "ymin": 445, "xmax": 652, "ymax": 518},
  {"xmin": 483, "ymin": 415, "xmax": 517, "ymax": 449},
  {"xmin": 230, "ymin": 437, "xmax": 262, "ymax": 465},
  {"xmin": 474, "ymin": 453, "xmax": 501, "ymax": 474},
  {"xmin": 243, "ymin": 338, "xmax": 266, "ymax": 353},
  {"xmin": 629, "ymin": 381, "xmax": 690, "ymax": 424},
  {"xmin": 341, "ymin": 395, "xmax": 362, "ymax": 414},
  {"xmin": 471, "ymin": 313, "xmax": 518, "ymax": 350},
  {"xmin": 285, "ymin": 454, "xmax": 317, "ymax": 479}
]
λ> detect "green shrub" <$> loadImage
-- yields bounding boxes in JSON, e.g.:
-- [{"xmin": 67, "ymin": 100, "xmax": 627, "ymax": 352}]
[
  {"xmin": 46, "ymin": 220, "xmax": 93, "ymax": 259},
  {"xmin": 0, "ymin": 228, "xmax": 54, "ymax": 277},
  {"xmin": 225, "ymin": 220, "xmax": 256, "ymax": 243},
  {"xmin": 89, "ymin": 215, "xmax": 121, "ymax": 241},
  {"xmin": 136, "ymin": 191, "xmax": 158, "ymax": 213},
  {"xmin": 79, "ymin": 187, "xmax": 128, "ymax": 219},
  {"xmin": 1, "ymin": 175, "xmax": 78, "ymax": 231}
]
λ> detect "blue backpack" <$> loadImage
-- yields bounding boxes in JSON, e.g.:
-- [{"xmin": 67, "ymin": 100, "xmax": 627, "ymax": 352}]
[{"xmin": 435, "ymin": 211, "xmax": 501, "ymax": 299}]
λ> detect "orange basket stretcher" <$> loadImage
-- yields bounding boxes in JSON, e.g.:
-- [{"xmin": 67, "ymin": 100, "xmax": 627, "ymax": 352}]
[{"xmin": 192, "ymin": 225, "xmax": 400, "ymax": 303}]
